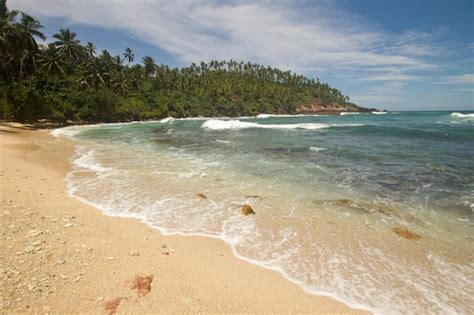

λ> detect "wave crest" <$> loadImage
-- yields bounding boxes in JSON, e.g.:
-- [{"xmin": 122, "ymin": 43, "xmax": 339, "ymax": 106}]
[
  {"xmin": 256, "ymin": 113, "xmax": 324, "ymax": 118},
  {"xmin": 451, "ymin": 112, "xmax": 474, "ymax": 118},
  {"xmin": 201, "ymin": 119, "xmax": 330, "ymax": 130},
  {"xmin": 340, "ymin": 112, "xmax": 360, "ymax": 116}
]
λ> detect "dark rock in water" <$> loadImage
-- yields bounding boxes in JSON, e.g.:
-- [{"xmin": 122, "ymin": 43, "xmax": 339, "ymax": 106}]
[
  {"xmin": 197, "ymin": 193, "xmax": 207, "ymax": 199},
  {"xmin": 393, "ymin": 227, "xmax": 421, "ymax": 240},
  {"xmin": 335, "ymin": 199, "xmax": 354, "ymax": 207},
  {"xmin": 240, "ymin": 204, "xmax": 255, "ymax": 215},
  {"xmin": 245, "ymin": 195, "xmax": 260, "ymax": 199}
]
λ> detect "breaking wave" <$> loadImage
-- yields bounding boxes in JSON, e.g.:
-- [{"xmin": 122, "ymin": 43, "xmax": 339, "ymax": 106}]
[
  {"xmin": 201, "ymin": 119, "xmax": 362, "ymax": 131},
  {"xmin": 340, "ymin": 112, "xmax": 360, "ymax": 115},
  {"xmin": 451, "ymin": 112, "xmax": 474, "ymax": 118}
]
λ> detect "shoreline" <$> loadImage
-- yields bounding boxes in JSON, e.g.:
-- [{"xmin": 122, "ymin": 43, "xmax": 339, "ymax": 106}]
[
  {"xmin": 0, "ymin": 110, "xmax": 381, "ymax": 130},
  {"xmin": 0, "ymin": 124, "xmax": 368, "ymax": 313}
]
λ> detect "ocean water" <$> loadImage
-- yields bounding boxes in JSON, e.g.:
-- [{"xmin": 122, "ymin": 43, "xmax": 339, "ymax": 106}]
[{"xmin": 53, "ymin": 111, "xmax": 474, "ymax": 314}]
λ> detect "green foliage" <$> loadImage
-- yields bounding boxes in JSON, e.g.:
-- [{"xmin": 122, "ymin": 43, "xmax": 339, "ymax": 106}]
[{"xmin": 0, "ymin": 2, "xmax": 355, "ymax": 123}]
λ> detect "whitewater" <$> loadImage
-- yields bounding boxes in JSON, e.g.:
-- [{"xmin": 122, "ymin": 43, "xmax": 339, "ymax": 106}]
[{"xmin": 53, "ymin": 111, "xmax": 474, "ymax": 314}]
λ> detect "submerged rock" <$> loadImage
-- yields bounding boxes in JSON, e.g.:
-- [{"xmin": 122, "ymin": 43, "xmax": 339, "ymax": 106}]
[
  {"xmin": 240, "ymin": 204, "xmax": 255, "ymax": 215},
  {"xmin": 335, "ymin": 199, "xmax": 354, "ymax": 207},
  {"xmin": 245, "ymin": 195, "xmax": 260, "ymax": 199},
  {"xmin": 393, "ymin": 227, "xmax": 421, "ymax": 240}
]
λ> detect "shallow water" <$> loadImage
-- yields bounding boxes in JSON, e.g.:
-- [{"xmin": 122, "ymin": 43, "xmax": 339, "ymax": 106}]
[{"xmin": 53, "ymin": 111, "xmax": 474, "ymax": 314}]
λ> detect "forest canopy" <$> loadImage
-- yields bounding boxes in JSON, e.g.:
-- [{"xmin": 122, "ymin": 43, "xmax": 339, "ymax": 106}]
[{"xmin": 0, "ymin": 0, "xmax": 358, "ymax": 122}]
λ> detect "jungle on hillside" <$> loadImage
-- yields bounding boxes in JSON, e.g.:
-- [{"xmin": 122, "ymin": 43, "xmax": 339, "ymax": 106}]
[{"xmin": 0, "ymin": 0, "xmax": 363, "ymax": 123}]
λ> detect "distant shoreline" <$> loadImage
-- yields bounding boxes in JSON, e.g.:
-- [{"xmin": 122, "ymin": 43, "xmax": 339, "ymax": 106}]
[{"xmin": 0, "ymin": 108, "xmax": 384, "ymax": 129}]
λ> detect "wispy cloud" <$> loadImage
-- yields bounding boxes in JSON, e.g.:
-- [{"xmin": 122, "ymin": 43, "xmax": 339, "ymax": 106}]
[
  {"xmin": 362, "ymin": 73, "xmax": 420, "ymax": 82},
  {"xmin": 10, "ymin": 0, "xmax": 435, "ymax": 72},
  {"xmin": 8, "ymin": 0, "xmax": 473, "ymax": 109},
  {"xmin": 434, "ymin": 73, "xmax": 474, "ymax": 85}
]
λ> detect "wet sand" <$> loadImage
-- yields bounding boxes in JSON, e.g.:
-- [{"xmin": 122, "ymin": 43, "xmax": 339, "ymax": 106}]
[{"xmin": 0, "ymin": 124, "xmax": 367, "ymax": 314}]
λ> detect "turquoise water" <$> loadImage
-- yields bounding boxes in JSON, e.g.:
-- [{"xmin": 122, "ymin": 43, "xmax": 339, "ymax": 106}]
[{"xmin": 54, "ymin": 111, "xmax": 474, "ymax": 314}]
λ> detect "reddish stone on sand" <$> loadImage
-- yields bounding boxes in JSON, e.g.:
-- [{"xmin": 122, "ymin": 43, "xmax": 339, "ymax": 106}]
[{"xmin": 131, "ymin": 275, "xmax": 154, "ymax": 297}]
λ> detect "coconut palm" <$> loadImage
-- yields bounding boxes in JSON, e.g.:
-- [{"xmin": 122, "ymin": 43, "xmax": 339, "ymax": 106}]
[
  {"xmin": 123, "ymin": 47, "xmax": 134, "ymax": 64},
  {"xmin": 19, "ymin": 12, "xmax": 45, "ymax": 41},
  {"xmin": 111, "ymin": 71, "xmax": 130, "ymax": 95},
  {"xmin": 142, "ymin": 56, "xmax": 155, "ymax": 77},
  {"xmin": 85, "ymin": 42, "xmax": 96, "ymax": 57},
  {"xmin": 0, "ymin": 10, "xmax": 44, "ymax": 81},
  {"xmin": 53, "ymin": 28, "xmax": 84, "ymax": 61},
  {"xmin": 36, "ymin": 43, "xmax": 65, "ymax": 77},
  {"xmin": 99, "ymin": 49, "xmax": 112, "ymax": 64},
  {"xmin": 79, "ymin": 58, "xmax": 111, "ymax": 90}
]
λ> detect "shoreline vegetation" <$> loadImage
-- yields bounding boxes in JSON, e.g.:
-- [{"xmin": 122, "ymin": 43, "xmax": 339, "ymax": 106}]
[
  {"xmin": 0, "ymin": 2, "xmax": 376, "ymax": 125},
  {"xmin": 0, "ymin": 123, "xmax": 368, "ymax": 313}
]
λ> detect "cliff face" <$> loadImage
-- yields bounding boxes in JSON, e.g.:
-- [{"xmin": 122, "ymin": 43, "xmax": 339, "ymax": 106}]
[{"xmin": 295, "ymin": 99, "xmax": 375, "ymax": 114}]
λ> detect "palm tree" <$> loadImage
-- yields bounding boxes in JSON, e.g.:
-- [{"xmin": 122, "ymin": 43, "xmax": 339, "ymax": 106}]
[
  {"xmin": 142, "ymin": 56, "xmax": 155, "ymax": 77},
  {"xmin": 100, "ymin": 49, "xmax": 112, "ymax": 64},
  {"xmin": 0, "ymin": 10, "xmax": 45, "ymax": 82},
  {"xmin": 79, "ymin": 58, "xmax": 111, "ymax": 90},
  {"xmin": 36, "ymin": 43, "xmax": 65, "ymax": 77},
  {"xmin": 19, "ymin": 12, "xmax": 45, "ymax": 41},
  {"xmin": 17, "ymin": 13, "xmax": 46, "ymax": 80},
  {"xmin": 111, "ymin": 71, "xmax": 130, "ymax": 95},
  {"xmin": 85, "ymin": 42, "xmax": 96, "ymax": 57},
  {"xmin": 123, "ymin": 47, "xmax": 134, "ymax": 64},
  {"xmin": 53, "ymin": 28, "xmax": 84, "ymax": 61}
]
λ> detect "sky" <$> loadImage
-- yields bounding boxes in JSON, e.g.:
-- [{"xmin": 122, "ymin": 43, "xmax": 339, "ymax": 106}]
[{"xmin": 8, "ymin": 0, "xmax": 474, "ymax": 110}]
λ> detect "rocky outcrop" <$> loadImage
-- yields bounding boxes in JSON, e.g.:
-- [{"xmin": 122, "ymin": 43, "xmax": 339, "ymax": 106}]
[
  {"xmin": 295, "ymin": 99, "xmax": 377, "ymax": 114},
  {"xmin": 240, "ymin": 204, "xmax": 256, "ymax": 215}
]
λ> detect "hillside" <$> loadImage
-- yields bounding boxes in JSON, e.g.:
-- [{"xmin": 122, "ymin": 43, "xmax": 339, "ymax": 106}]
[{"xmin": 0, "ymin": 3, "xmax": 373, "ymax": 123}]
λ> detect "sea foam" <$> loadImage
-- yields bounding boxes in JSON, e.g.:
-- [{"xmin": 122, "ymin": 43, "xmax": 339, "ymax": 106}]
[
  {"xmin": 201, "ymin": 119, "xmax": 330, "ymax": 130},
  {"xmin": 451, "ymin": 112, "xmax": 474, "ymax": 118},
  {"xmin": 309, "ymin": 146, "xmax": 326, "ymax": 152},
  {"xmin": 256, "ymin": 113, "xmax": 325, "ymax": 118},
  {"xmin": 50, "ymin": 126, "xmax": 84, "ymax": 138},
  {"xmin": 159, "ymin": 117, "xmax": 174, "ymax": 123},
  {"xmin": 201, "ymin": 119, "xmax": 365, "ymax": 131},
  {"xmin": 340, "ymin": 112, "xmax": 360, "ymax": 115},
  {"xmin": 56, "ymin": 114, "xmax": 473, "ymax": 315}
]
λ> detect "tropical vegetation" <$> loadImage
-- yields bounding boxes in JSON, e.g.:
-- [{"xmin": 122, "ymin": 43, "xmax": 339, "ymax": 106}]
[{"xmin": 0, "ymin": 1, "xmax": 357, "ymax": 122}]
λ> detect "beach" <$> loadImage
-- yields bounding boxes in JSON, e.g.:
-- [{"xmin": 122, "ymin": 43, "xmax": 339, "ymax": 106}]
[{"xmin": 0, "ymin": 123, "xmax": 365, "ymax": 313}]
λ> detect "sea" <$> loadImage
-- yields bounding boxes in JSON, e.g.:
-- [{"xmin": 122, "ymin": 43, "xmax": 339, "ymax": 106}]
[{"xmin": 52, "ymin": 111, "xmax": 474, "ymax": 314}]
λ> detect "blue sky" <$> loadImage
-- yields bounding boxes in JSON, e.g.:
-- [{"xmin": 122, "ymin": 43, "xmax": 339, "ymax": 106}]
[{"xmin": 9, "ymin": 0, "xmax": 474, "ymax": 110}]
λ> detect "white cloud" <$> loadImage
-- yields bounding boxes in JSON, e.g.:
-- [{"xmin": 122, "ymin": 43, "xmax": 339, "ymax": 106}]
[
  {"xmin": 434, "ymin": 74, "xmax": 474, "ymax": 85},
  {"xmin": 448, "ymin": 74, "xmax": 474, "ymax": 84},
  {"xmin": 350, "ymin": 94, "xmax": 398, "ymax": 104},
  {"xmin": 455, "ymin": 88, "xmax": 474, "ymax": 92},
  {"xmin": 362, "ymin": 73, "xmax": 419, "ymax": 82},
  {"xmin": 9, "ymin": 0, "xmax": 435, "ymax": 74},
  {"xmin": 10, "ymin": 0, "xmax": 472, "ymax": 110}
]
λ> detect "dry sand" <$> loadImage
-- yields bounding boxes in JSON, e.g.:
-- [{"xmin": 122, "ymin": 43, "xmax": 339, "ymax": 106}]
[{"xmin": 0, "ymin": 124, "xmax": 368, "ymax": 314}]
